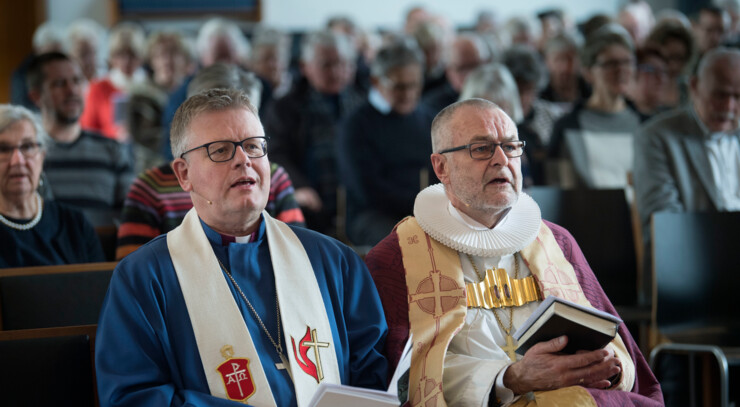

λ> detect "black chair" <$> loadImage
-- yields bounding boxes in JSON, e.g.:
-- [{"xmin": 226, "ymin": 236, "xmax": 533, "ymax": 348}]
[
  {"xmin": 0, "ymin": 325, "xmax": 98, "ymax": 406},
  {"xmin": 0, "ymin": 262, "xmax": 116, "ymax": 330},
  {"xmin": 649, "ymin": 212, "xmax": 740, "ymax": 407},
  {"xmin": 526, "ymin": 187, "xmax": 639, "ymax": 307}
]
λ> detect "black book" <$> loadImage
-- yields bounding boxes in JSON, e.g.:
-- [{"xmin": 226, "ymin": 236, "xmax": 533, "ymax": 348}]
[{"xmin": 513, "ymin": 296, "xmax": 622, "ymax": 355}]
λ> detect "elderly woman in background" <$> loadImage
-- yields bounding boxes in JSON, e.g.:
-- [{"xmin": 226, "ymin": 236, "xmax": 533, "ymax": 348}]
[
  {"xmin": 66, "ymin": 18, "xmax": 107, "ymax": 83},
  {"xmin": 126, "ymin": 31, "xmax": 194, "ymax": 175},
  {"xmin": 0, "ymin": 105, "xmax": 104, "ymax": 267},
  {"xmin": 459, "ymin": 62, "xmax": 534, "ymax": 186},
  {"xmin": 248, "ymin": 27, "xmax": 292, "ymax": 99},
  {"xmin": 549, "ymin": 24, "xmax": 640, "ymax": 188},
  {"xmin": 80, "ymin": 22, "xmax": 148, "ymax": 141}
]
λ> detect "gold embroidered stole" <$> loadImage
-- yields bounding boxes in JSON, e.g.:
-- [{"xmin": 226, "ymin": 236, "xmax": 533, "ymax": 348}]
[{"xmin": 397, "ymin": 218, "xmax": 635, "ymax": 407}]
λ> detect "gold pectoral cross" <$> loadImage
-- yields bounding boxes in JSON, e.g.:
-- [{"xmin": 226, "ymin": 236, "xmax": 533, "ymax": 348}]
[{"xmin": 502, "ymin": 335, "xmax": 518, "ymax": 361}]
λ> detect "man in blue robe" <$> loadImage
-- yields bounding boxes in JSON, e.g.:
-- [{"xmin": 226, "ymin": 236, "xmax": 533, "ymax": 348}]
[{"xmin": 95, "ymin": 88, "xmax": 388, "ymax": 407}]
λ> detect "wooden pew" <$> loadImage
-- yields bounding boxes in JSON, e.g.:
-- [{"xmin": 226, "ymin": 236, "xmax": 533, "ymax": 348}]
[
  {"xmin": 0, "ymin": 262, "xmax": 117, "ymax": 330},
  {"xmin": 0, "ymin": 324, "xmax": 98, "ymax": 406}
]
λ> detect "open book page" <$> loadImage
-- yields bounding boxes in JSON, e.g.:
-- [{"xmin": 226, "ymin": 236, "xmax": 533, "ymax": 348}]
[{"xmin": 308, "ymin": 336, "xmax": 412, "ymax": 407}]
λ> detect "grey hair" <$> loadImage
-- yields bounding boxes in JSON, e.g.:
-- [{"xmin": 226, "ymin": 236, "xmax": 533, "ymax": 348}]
[
  {"xmin": 431, "ymin": 98, "xmax": 502, "ymax": 152},
  {"xmin": 300, "ymin": 30, "xmax": 356, "ymax": 63},
  {"xmin": 581, "ymin": 23, "xmax": 634, "ymax": 68},
  {"xmin": 146, "ymin": 30, "xmax": 192, "ymax": 64},
  {"xmin": 196, "ymin": 18, "xmax": 251, "ymax": 62},
  {"xmin": 445, "ymin": 33, "xmax": 491, "ymax": 66},
  {"xmin": 459, "ymin": 63, "xmax": 523, "ymax": 123},
  {"xmin": 696, "ymin": 46, "xmax": 740, "ymax": 79},
  {"xmin": 502, "ymin": 45, "xmax": 548, "ymax": 91},
  {"xmin": 543, "ymin": 32, "xmax": 583, "ymax": 56},
  {"xmin": 171, "ymin": 88, "xmax": 259, "ymax": 159},
  {"xmin": 187, "ymin": 63, "xmax": 263, "ymax": 109},
  {"xmin": 412, "ymin": 21, "xmax": 446, "ymax": 50},
  {"xmin": 370, "ymin": 39, "xmax": 425, "ymax": 78},
  {"xmin": 0, "ymin": 104, "xmax": 50, "ymax": 150},
  {"xmin": 250, "ymin": 26, "xmax": 291, "ymax": 64},
  {"xmin": 109, "ymin": 22, "xmax": 147, "ymax": 60},
  {"xmin": 66, "ymin": 19, "xmax": 105, "ymax": 51},
  {"xmin": 32, "ymin": 22, "xmax": 65, "ymax": 53}
]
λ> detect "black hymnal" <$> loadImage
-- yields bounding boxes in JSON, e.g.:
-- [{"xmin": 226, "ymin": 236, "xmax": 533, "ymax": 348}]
[{"xmin": 513, "ymin": 296, "xmax": 622, "ymax": 355}]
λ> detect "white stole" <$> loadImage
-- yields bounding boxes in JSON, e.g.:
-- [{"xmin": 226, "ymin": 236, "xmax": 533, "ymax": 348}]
[{"xmin": 167, "ymin": 208, "xmax": 341, "ymax": 406}]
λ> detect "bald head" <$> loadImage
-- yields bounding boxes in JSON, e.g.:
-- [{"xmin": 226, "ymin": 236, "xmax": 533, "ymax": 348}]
[{"xmin": 431, "ymin": 98, "xmax": 508, "ymax": 151}]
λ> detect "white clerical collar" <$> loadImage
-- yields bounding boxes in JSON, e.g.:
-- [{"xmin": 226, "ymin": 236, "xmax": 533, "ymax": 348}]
[
  {"xmin": 414, "ymin": 183, "xmax": 542, "ymax": 257},
  {"xmin": 368, "ymin": 87, "xmax": 392, "ymax": 115}
]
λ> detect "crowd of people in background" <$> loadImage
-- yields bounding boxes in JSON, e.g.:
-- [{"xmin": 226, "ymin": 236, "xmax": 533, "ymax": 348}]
[{"xmin": 4, "ymin": 0, "xmax": 740, "ymax": 266}]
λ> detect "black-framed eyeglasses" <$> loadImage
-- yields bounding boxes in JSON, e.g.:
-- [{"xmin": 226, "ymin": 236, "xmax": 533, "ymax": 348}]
[
  {"xmin": 437, "ymin": 140, "xmax": 526, "ymax": 160},
  {"xmin": 180, "ymin": 136, "xmax": 268, "ymax": 162},
  {"xmin": 0, "ymin": 142, "xmax": 42, "ymax": 162}
]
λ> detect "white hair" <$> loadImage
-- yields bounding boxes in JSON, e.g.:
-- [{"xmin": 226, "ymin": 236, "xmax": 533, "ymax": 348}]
[
  {"xmin": 196, "ymin": 18, "xmax": 251, "ymax": 63},
  {"xmin": 32, "ymin": 22, "xmax": 65, "ymax": 53},
  {"xmin": 0, "ymin": 104, "xmax": 51, "ymax": 150}
]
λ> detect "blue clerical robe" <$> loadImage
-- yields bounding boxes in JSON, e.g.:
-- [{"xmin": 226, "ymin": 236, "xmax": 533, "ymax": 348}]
[{"xmin": 95, "ymin": 216, "xmax": 388, "ymax": 406}]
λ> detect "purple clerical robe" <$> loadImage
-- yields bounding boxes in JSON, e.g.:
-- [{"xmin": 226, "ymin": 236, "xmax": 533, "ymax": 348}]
[{"xmin": 365, "ymin": 219, "xmax": 664, "ymax": 406}]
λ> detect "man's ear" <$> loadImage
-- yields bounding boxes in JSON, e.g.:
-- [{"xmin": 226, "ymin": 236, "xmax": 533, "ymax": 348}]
[
  {"xmin": 430, "ymin": 153, "xmax": 449, "ymax": 184},
  {"xmin": 171, "ymin": 158, "xmax": 193, "ymax": 192}
]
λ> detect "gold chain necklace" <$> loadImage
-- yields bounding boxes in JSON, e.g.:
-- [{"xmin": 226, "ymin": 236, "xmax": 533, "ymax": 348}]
[
  {"xmin": 217, "ymin": 258, "xmax": 291, "ymax": 372},
  {"xmin": 466, "ymin": 252, "xmax": 520, "ymax": 361}
]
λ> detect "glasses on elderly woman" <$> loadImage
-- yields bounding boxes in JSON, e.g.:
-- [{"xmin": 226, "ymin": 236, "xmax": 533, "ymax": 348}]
[
  {"xmin": 180, "ymin": 136, "xmax": 268, "ymax": 163},
  {"xmin": 438, "ymin": 140, "xmax": 526, "ymax": 160},
  {"xmin": 0, "ymin": 142, "xmax": 42, "ymax": 162}
]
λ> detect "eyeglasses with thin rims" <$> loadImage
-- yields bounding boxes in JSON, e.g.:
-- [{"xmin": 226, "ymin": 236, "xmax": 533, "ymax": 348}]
[
  {"xmin": 0, "ymin": 142, "xmax": 42, "ymax": 162},
  {"xmin": 437, "ymin": 140, "xmax": 526, "ymax": 160},
  {"xmin": 180, "ymin": 136, "xmax": 268, "ymax": 163}
]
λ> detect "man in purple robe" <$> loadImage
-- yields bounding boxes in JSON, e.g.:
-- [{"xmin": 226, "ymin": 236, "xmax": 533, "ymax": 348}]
[{"xmin": 365, "ymin": 98, "xmax": 663, "ymax": 406}]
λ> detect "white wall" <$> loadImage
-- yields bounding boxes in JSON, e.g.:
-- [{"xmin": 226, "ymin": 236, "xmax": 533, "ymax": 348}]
[
  {"xmin": 47, "ymin": 0, "xmax": 628, "ymax": 31},
  {"xmin": 262, "ymin": 0, "xmax": 622, "ymax": 32}
]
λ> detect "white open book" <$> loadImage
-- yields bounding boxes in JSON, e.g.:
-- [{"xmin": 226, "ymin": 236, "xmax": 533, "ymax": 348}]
[{"xmin": 308, "ymin": 336, "xmax": 413, "ymax": 407}]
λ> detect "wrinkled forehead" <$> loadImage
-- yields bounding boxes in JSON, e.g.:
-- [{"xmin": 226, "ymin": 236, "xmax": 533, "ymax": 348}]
[{"xmin": 450, "ymin": 106, "xmax": 518, "ymax": 144}]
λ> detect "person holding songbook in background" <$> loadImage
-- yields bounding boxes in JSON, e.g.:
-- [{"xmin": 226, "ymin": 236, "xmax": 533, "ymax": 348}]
[
  {"xmin": 95, "ymin": 88, "xmax": 388, "ymax": 406},
  {"xmin": 366, "ymin": 98, "xmax": 663, "ymax": 406}
]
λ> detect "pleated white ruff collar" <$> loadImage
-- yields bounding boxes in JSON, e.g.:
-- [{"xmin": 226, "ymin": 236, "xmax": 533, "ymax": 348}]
[{"xmin": 413, "ymin": 184, "xmax": 542, "ymax": 257}]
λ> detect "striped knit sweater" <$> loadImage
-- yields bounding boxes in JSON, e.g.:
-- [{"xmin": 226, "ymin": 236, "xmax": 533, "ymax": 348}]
[{"xmin": 116, "ymin": 162, "xmax": 305, "ymax": 259}]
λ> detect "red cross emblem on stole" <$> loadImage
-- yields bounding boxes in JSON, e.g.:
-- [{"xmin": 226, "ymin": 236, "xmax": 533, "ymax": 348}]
[
  {"xmin": 216, "ymin": 345, "xmax": 256, "ymax": 402},
  {"xmin": 291, "ymin": 326, "xmax": 330, "ymax": 383}
]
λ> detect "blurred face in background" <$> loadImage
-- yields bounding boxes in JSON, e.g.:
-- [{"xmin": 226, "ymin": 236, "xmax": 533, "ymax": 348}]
[
  {"xmin": 303, "ymin": 45, "xmax": 352, "ymax": 95},
  {"xmin": 150, "ymin": 38, "xmax": 190, "ymax": 91},
  {"xmin": 634, "ymin": 54, "xmax": 668, "ymax": 108},
  {"xmin": 251, "ymin": 45, "xmax": 288, "ymax": 87},
  {"xmin": 110, "ymin": 46, "xmax": 142, "ymax": 77},
  {"xmin": 545, "ymin": 47, "xmax": 578, "ymax": 88},
  {"xmin": 35, "ymin": 59, "xmax": 87, "ymax": 125},
  {"xmin": 375, "ymin": 63, "xmax": 423, "ymax": 115},
  {"xmin": 691, "ymin": 55, "xmax": 740, "ymax": 133},
  {"xmin": 588, "ymin": 44, "xmax": 635, "ymax": 98}
]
